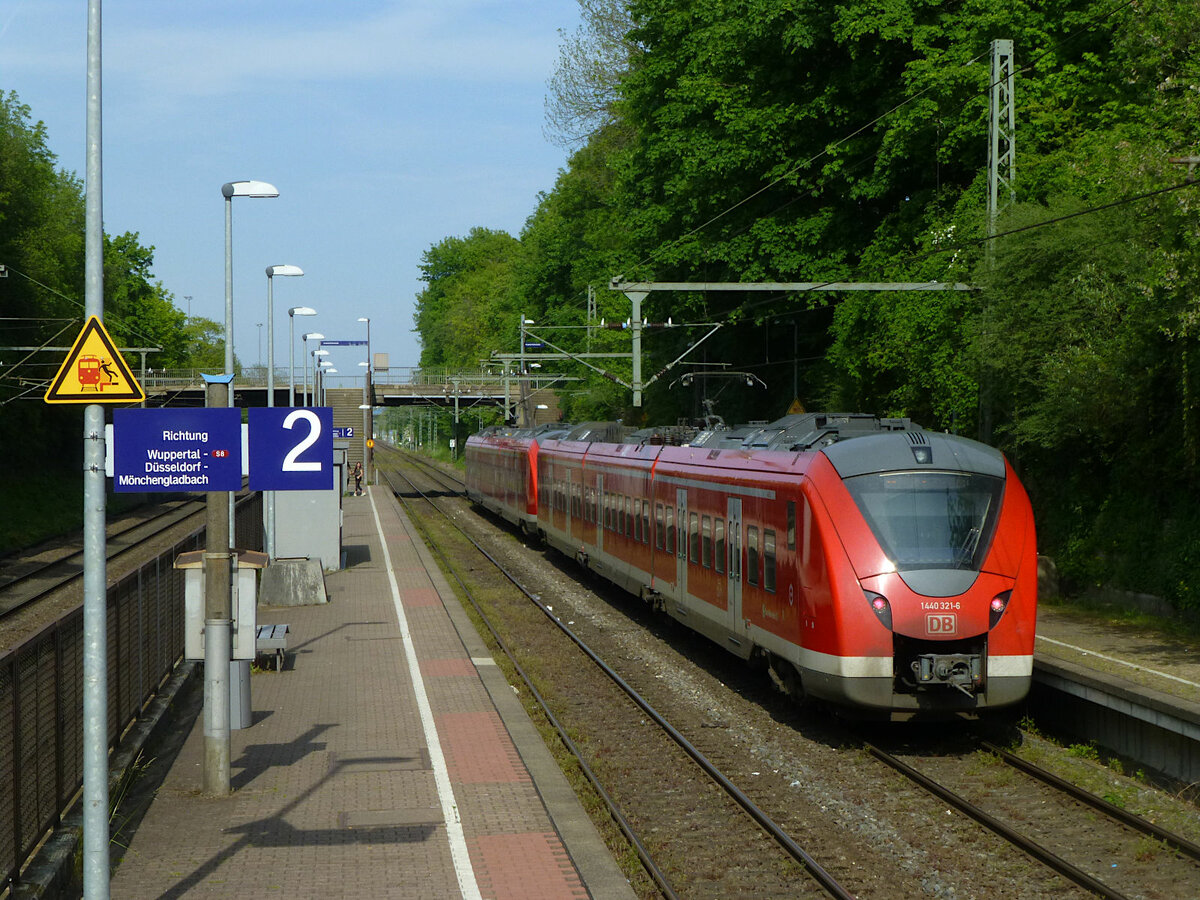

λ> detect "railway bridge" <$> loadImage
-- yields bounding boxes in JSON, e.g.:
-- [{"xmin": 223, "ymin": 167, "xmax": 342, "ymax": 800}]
[{"xmin": 137, "ymin": 365, "xmax": 560, "ymax": 430}]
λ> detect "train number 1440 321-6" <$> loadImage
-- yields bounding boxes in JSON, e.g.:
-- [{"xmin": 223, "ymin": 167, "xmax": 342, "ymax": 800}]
[{"xmin": 920, "ymin": 601, "xmax": 962, "ymax": 611}]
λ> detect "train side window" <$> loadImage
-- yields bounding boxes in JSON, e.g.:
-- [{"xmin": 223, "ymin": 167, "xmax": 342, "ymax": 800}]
[
  {"xmin": 764, "ymin": 529, "xmax": 777, "ymax": 593},
  {"xmin": 626, "ymin": 496, "xmax": 634, "ymax": 536},
  {"xmin": 604, "ymin": 493, "xmax": 612, "ymax": 530},
  {"xmin": 701, "ymin": 516, "xmax": 713, "ymax": 568},
  {"xmin": 689, "ymin": 513, "xmax": 700, "ymax": 564},
  {"xmin": 642, "ymin": 502, "xmax": 650, "ymax": 543},
  {"xmin": 714, "ymin": 519, "xmax": 725, "ymax": 574},
  {"xmin": 633, "ymin": 499, "xmax": 642, "ymax": 542},
  {"xmin": 787, "ymin": 502, "xmax": 796, "ymax": 550},
  {"xmin": 655, "ymin": 504, "xmax": 665, "ymax": 550},
  {"xmin": 747, "ymin": 526, "xmax": 760, "ymax": 586},
  {"xmin": 665, "ymin": 507, "xmax": 676, "ymax": 554}
]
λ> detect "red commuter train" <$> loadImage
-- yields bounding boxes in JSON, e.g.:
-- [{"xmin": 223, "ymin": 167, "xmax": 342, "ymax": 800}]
[{"xmin": 465, "ymin": 413, "xmax": 1037, "ymax": 720}]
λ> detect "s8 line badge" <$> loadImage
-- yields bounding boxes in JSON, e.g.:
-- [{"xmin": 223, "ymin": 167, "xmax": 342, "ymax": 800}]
[{"xmin": 926, "ymin": 614, "xmax": 957, "ymax": 635}]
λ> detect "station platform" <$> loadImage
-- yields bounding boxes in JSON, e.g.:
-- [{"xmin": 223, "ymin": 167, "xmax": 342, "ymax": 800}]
[
  {"xmin": 1031, "ymin": 601, "xmax": 1200, "ymax": 784},
  {"xmin": 1035, "ymin": 603, "xmax": 1200, "ymax": 705},
  {"xmin": 106, "ymin": 485, "xmax": 635, "ymax": 899}
]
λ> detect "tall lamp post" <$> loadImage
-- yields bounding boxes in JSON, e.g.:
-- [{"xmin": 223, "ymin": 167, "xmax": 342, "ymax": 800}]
[
  {"xmin": 289, "ymin": 307, "xmax": 316, "ymax": 405},
  {"xmin": 312, "ymin": 348, "xmax": 330, "ymax": 405},
  {"xmin": 221, "ymin": 180, "xmax": 278, "ymax": 549},
  {"xmin": 357, "ymin": 316, "xmax": 372, "ymax": 481},
  {"xmin": 213, "ymin": 179, "xmax": 277, "ymax": 800},
  {"xmin": 303, "ymin": 335, "xmax": 325, "ymax": 405},
  {"xmin": 265, "ymin": 265, "xmax": 303, "ymax": 408},
  {"xmin": 264, "ymin": 265, "xmax": 303, "ymax": 562}
]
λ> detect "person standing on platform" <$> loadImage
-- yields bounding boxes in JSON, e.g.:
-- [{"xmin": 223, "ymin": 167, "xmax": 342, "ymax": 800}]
[{"xmin": 353, "ymin": 461, "xmax": 364, "ymax": 496}]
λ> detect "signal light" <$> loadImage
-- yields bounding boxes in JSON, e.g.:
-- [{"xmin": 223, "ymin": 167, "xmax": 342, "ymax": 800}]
[
  {"xmin": 863, "ymin": 589, "xmax": 892, "ymax": 630},
  {"xmin": 989, "ymin": 590, "xmax": 1012, "ymax": 629}
]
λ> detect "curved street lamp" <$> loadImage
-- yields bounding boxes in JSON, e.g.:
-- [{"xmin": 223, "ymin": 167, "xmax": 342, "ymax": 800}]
[
  {"xmin": 288, "ymin": 307, "xmax": 316, "ymax": 406},
  {"xmin": 215, "ymin": 179, "xmax": 277, "ymax": 797},
  {"xmin": 303, "ymin": 335, "xmax": 325, "ymax": 405},
  {"xmin": 221, "ymin": 181, "xmax": 278, "ymax": 380},
  {"xmin": 263, "ymin": 265, "xmax": 303, "ymax": 562},
  {"xmin": 264, "ymin": 265, "xmax": 303, "ymax": 409}
]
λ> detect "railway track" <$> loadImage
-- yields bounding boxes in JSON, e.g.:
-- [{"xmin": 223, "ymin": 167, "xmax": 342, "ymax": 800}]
[
  {"xmin": 865, "ymin": 738, "xmax": 1200, "ymax": 900},
  {"xmin": 377, "ymin": 445, "xmax": 857, "ymax": 899},
  {"xmin": 380, "ymin": 445, "xmax": 1200, "ymax": 898},
  {"xmin": 0, "ymin": 496, "xmax": 210, "ymax": 617}
]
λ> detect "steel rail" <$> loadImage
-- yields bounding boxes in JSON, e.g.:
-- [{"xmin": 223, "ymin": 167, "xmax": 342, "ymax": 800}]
[
  {"xmin": 379, "ymin": 461, "xmax": 680, "ymax": 900},
  {"xmin": 381, "ymin": 447, "xmax": 855, "ymax": 900},
  {"xmin": 865, "ymin": 743, "xmax": 1134, "ymax": 900},
  {"xmin": 0, "ymin": 498, "xmax": 207, "ymax": 607},
  {"xmin": 982, "ymin": 741, "xmax": 1200, "ymax": 862}
]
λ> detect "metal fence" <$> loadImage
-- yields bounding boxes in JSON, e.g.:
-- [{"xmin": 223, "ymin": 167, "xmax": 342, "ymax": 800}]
[{"xmin": 0, "ymin": 493, "xmax": 262, "ymax": 889}]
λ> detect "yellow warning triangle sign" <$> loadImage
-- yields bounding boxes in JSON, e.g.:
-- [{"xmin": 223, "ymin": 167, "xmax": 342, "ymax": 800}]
[
  {"xmin": 44, "ymin": 316, "xmax": 146, "ymax": 404},
  {"xmin": 787, "ymin": 397, "xmax": 806, "ymax": 415}
]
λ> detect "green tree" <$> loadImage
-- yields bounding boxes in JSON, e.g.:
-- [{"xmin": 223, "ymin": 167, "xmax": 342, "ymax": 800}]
[
  {"xmin": 412, "ymin": 228, "xmax": 524, "ymax": 369},
  {"xmin": 545, "ymin": 0, "xmax": 639, "ymax": 149}
]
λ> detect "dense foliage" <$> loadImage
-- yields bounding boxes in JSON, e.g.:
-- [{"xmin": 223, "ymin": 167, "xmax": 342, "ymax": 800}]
[{"xmin": 410, "ymin": 0, "xmax": 1200, "ymax": 610}]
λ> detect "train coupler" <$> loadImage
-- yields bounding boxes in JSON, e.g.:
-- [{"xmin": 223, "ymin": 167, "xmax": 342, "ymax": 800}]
[{"xmin": 911, "ymin": 653, "xmax": 982, "ymax": 697}]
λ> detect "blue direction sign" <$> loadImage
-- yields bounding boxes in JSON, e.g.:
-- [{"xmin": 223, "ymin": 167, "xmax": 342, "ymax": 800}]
[
  {"xmin": 248, "ymin": 407, "xmax": 334, "ymax": 490},
  {"xmin": 333, "ymin": 426, "xmax": 354, "ymax": 438},
  {"xmin": 113, "ymin": 408, "xmax": 242, "ymax": 492}
]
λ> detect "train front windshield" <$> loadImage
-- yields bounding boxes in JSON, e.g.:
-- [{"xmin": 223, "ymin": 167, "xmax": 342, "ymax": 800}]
[{"xmin": 844, "ymin": 472, "xmax": 1004, "ymax": 572}]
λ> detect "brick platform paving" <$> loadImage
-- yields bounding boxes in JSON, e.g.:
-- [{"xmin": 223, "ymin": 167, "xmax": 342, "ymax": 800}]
[{"xmin": 107, "ymin": 485, "xmax": 634, "ymax": 899}]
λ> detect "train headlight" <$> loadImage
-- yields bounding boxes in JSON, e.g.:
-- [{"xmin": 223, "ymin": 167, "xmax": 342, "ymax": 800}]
[
  {"xmin": 988, "ymin": 590, "xmax": 1012, "ymax": 629},
  {"xmin": 863, "ymin": 589, "xmax": 892, "ymax": 630}
]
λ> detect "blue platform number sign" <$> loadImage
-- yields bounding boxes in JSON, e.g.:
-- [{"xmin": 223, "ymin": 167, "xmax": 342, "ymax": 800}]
[{"xmin": 248, "ymin": 407, "xmax": 335, "ymax": 490}]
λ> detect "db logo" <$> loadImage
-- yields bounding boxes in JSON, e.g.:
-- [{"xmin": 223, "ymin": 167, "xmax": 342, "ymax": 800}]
[{"xmin": 926, "ymin": 614, "xmax": 957, "ymax": 635}]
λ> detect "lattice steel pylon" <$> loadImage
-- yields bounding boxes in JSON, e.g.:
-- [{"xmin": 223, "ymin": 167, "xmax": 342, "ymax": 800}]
[{"xmin": 988, "ymin": 38, "xmax": 1016, "ymax": 239}]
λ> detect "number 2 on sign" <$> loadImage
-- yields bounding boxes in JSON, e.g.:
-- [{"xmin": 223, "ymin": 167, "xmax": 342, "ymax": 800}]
[{"xmin": 282, "ymin": 410, "xmax": 322, "ymax": 472}]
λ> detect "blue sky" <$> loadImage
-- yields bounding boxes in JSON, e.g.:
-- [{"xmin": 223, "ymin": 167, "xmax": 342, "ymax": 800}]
[{"xmin": 2, "ymin": 0, "xmax": 579, "ymax": 378}]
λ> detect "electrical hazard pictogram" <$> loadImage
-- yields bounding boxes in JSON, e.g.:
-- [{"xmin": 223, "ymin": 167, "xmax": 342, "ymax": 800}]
[{"xmin": 44, "ymin": 316, "xmax": 145, "ymax": 404}]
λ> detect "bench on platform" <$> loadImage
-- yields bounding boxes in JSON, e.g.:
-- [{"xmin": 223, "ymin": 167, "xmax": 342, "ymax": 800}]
[{"xmin": 255, "ymin": 624, "xmax": 290, "ymax": 671}]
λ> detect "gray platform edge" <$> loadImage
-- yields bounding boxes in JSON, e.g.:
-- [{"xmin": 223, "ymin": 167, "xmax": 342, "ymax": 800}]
[
  {"xmin": 1032, "ymin": 656, "xmax": 1200, "ymax": 784},
  {"xmin": 389, "ymin": 493, "xmax": 637, "ymax": 900}
]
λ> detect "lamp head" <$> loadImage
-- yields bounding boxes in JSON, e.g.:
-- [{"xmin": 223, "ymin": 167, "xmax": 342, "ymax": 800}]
[
  {"xmin": 267, "ymin": 264, "xmax": 304, "ymax": 278},
  {"xmin": 289, "ymin": 307, "xmax": 317, "ymax": 317},
  {"xmin": 303, "ymin": 332, "xmax": 325, "ymax": 342},
  {"xmin": 222, "ymin": 180, "xmax": 279, "ymax": 199}
]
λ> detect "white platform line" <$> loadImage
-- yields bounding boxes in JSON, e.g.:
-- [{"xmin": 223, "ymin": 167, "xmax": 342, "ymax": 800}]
[
  {"xmin": 1037, "ymin": 634, "xmax": 1200, "ymax": 689},
  {"xmin": 369, "ymin": 491, "xmax": 482, "ymax": 900}
]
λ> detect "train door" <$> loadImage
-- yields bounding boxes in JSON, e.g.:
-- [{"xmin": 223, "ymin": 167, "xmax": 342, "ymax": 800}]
[
  {"xmin": 567, "ymin": 467, "xmax": 577, "ymax": 541},
  {"xmin": 595, "ymin": 472, "xmax": 604, "ymax": 554},
  {"xmin": 675, "ymin": 488, "xmax": 688, "ymax": 599},
  {"xmin": 727, "ymin": 498, "xmax": 743, "ymax": 635}
]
